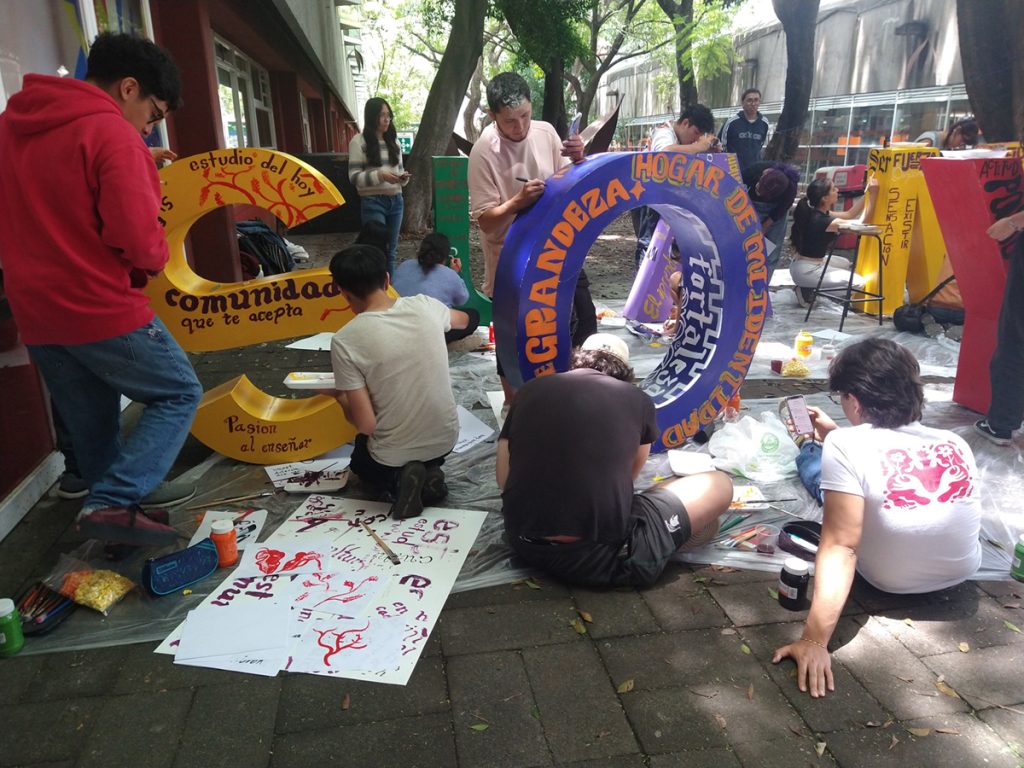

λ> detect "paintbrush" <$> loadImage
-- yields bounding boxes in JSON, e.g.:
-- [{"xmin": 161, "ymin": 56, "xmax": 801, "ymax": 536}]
[
  {"xmin": 183, "ymin": 491, "xmax": 275, "ymax": 511},
  {"xmin": 360, "ymin": 521, "xmax": 401, "ymax": 565}
]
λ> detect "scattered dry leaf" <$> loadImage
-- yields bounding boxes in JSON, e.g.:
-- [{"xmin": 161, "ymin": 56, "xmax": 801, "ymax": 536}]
[
  {"xmin": 340, "ymin": 692, "xmax": 351, "ymax": 710},
  {"xmin": 569, "ymin": 618, "xmax": 587, "ymax": 635},
  {"xmin": 815, "ymin": 741, "xmax": 827, "ymax": 757},
  {"xmin": 523, "ymin": 577, "xmax": 542, "ymax": 590},
  {"xmin": 935, "ymin": 680, "xmax": 961, "ymax": 699},
  {"xmin": 469, "ymin": 723, "xmax": 490, "ymax": 732},
  {"xmin": 576, "ymin": 608, "xmax": 593, "ymax": 623},
  {"xmin": 713, "ymin": 713, "xmax": 727, "ymax": 730},
  {"xmin": 888, "ymin": 734, "xmax": 901, "ymax": 750},
  {"xmin": 746, "ymin": 683, "xmax": 754, "ymax": 700},
  {"xmin": 1001, "ymin": 602, "xmax": 1021, "ymax": 609},
  {"xmin": 934, "ymin": 727, "xmax": 961, "ymax": 735},
  {"xmin": 711, "ymin": 565, "xmax": 739, "ymax": 573},
  {"xmin": 865, "ymin": 721, "xmax": 884, "ymax": 728},
  {"xmin": 903, "ymin": 618, "xmax": 915, "ymax": 628},
  {"xmin": 958, "ymin": 641, "xmax": 970, "ymax": 653},
  {"xmin": 788, "ymin": 725, "xmax": 803, "ymax": 738},
  {"xmin": 906, "ymin": 727, "xmax": 931, "ymax": 737},
  {"xmin": 740, "ymin": 643, "xmax": 751, "ymax": 655},
  {"xmin": 616, "ymin": 679, "xmax": 635, "ymax": 694},
  {"xmin": 721, "ymin": 628, "xmax": 737, "ymax": 635},
  {"xmin": 1004, "ymin": 620, "xmax": 1022, "ymax": 634},
  {"xmin": 895, "ymin": 675, "xmax": 915, "ymax": 683},
  {"xmin": 768, "ymin": 587, "xmax": 779, "ymax": 600},
  {"xmin": 693, "ymin": 576, "xmax": 709, "ymax": 584}
]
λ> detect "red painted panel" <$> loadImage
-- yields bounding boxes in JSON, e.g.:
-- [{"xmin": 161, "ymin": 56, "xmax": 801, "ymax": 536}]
[{"xmin": 921, "ymin": 156, "xmax": 1021, "ymax": 414}]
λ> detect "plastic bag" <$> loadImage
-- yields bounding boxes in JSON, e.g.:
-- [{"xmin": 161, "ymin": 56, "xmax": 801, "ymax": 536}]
[
  {"xmin": 708, "ymin": 412, "xmax": 800, "ymax": 482},
  {"xmin": 43, "ymin": 554, "xmax": 135, "ymax": 615}
]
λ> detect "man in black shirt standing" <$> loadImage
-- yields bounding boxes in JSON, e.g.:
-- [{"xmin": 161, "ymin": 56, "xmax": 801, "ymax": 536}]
[
  {"xmin": 718, "ymin": 88, "xmax": 770, "ymax": 174},
  {"xmin": 496, "ymin": 334, "xmax": 733, "ymax": 587}
]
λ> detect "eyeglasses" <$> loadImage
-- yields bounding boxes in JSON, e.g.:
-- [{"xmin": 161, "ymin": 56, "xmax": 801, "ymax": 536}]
[
  {"xmin": 827, "ymin": 392, "xmax": 843, "ymax": 405},
  {"xmin": 147, "ymin": 96, "xmax": 166, "ymax": 125}
]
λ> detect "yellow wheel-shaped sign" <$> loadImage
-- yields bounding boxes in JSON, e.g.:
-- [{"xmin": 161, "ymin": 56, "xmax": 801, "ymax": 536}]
[{"xmin": 146, "ymin": 149, "xmax": 356, "ymax": 464}]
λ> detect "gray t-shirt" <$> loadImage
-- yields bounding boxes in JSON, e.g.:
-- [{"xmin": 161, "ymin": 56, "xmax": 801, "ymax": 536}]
[{"xmin": 331, "ymin": 295, "xmax": 458, "ymax": 466}]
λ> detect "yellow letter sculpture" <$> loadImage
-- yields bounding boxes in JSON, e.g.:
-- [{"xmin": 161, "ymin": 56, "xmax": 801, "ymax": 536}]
[{"xmin": 146, "ymin": 148, "xmax": 356, "ymax": 464}]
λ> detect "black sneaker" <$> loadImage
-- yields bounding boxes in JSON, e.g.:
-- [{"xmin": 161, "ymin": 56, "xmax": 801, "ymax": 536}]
[
  {"xmin": 422, "ymin": 466, "xmax": 448, "ymax": 507},
  {"xmin": 974, "ymin": 419, "xmax": 1012, "ymax": 446},
  {"xmin": 390, "ymin": 462, "xmax": 427, "ymax": 520}
]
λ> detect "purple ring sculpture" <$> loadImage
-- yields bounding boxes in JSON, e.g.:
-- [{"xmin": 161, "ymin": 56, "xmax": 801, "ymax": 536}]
[{"xmin": 493, "ymin": 151, "xmax": 768, "ymax": 452}]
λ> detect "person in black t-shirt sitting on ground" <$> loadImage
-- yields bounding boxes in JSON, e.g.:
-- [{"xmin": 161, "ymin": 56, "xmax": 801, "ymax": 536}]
[
  {"xmin": 789, "ymin": 176, "xmax": 878, "ymax": 307},
  {"xmin": 496, "ymin": 333, "xmax": 733, "ymax": 588}
]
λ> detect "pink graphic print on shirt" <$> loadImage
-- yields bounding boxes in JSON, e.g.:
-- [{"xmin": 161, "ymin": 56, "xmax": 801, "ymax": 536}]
[{"xmin": 881, "ymin": 441, "xmax": 973, "ymax": 511}]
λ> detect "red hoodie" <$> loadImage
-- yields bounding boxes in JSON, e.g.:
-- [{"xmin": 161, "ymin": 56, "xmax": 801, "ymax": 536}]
[{"xmin": 0, "ymin": 75, "xmax": 167, "ymax": 345}]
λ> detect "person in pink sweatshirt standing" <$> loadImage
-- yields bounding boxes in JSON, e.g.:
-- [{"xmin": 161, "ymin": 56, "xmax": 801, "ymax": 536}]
[{"xmin": 0, "ymin": 33, "xmax": 202, "ymax": 546}]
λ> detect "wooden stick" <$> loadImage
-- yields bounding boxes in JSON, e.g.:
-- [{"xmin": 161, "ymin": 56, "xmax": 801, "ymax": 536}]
[
  {"xmin": 182, "ymin": 491, "xmax": 274, "ymax": 511},
  {"xmin": 360, "ymin": 521, "xmax": 401, "ymax": 565}
]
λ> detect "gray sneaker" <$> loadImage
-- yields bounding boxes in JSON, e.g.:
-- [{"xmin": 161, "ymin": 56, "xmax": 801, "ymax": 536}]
[
  {"xmin": 140, "ymin": 480, "xmax": 197, "ymax": 509},
  {"xmin": 56, "ymin": 473, "xmax": 90, "ymax": 499}
]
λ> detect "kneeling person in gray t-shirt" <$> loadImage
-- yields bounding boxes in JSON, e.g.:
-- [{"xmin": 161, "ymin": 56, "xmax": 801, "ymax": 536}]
[{"xmin": 326, "ymin": 244, "xmax": 470, "ymax": 519}]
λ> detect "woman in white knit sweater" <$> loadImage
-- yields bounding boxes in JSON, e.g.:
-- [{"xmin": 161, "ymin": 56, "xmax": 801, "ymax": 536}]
[{"xmin": 348, "ymin": 97, "xmax": 409, "ymax": 275}]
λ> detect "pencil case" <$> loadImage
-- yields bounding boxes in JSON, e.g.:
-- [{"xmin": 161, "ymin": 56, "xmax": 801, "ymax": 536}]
[
  {"xmin": 15, "ymin": 581, "xmax": 78, "ymax": 636},
  {"xmin": 142, "ymin": 538, "xmax": 220, "ymax": 597},
  {"xmin": 778, "ymin": 521, "xmax": 822, "ymax": 562}
]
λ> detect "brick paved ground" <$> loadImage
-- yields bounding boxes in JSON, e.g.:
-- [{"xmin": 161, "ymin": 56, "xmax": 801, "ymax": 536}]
[{"xmin": 1, "ymin": 228, "xmax": 1021, "ymax": 767}]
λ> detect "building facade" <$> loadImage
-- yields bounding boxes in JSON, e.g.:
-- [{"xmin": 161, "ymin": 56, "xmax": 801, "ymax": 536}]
[{"xmin": 604, "ymin": 0, "xmax": 972, "ymax": 178}]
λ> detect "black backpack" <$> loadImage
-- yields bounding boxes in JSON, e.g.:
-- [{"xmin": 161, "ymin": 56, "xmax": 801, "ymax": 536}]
[
  {"xmin": 236, "ymin": 220, "xmax": 294, "ymax": 276},
  {"xmin": 892, "ymin": 275, "xmax": 958, "ymax": 333}
]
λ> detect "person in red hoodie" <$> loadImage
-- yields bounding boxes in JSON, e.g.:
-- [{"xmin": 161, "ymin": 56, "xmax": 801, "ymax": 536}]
[{"xmin": 0, "ymin": 33, "xmax": 202, "ymax": 546}]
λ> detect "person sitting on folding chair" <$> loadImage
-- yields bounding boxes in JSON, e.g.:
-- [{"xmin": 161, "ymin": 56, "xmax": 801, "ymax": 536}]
[{"xmin": 789, "ymin": 176, "xmax": 879, "ymax": 307}]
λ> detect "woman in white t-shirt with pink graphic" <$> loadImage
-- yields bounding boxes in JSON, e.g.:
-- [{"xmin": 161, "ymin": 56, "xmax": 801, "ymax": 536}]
[{"xmin": 773, "ymin": 337, "xmax": 982, "ymax": 698}]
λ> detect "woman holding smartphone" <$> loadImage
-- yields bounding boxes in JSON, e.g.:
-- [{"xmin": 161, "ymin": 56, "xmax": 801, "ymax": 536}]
[{"xmin": 348, "ymin": 97, "xmax": 409, "ymax": 275}]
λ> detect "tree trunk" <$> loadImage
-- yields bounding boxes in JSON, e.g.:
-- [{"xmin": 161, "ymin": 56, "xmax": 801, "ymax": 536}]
[
  {"xmin": 957, "ymin": 0, "xmax": 1024, "ymax": 142},
  {"xmin": 463, "ymin": 57, "xmax": 485, "ymax": 143},
  {"xmin": 542, "ymin": 57, "xmax": 569, "ymax": 137},
  {"xmin": 764, "ymin": 0, "xmax": 819, "ymax": 162},
  {"xmin": 655, "ymin": 0, "xmax": 697, "ymax": 111},
  {"xmin": 403, "ymin": 0, "xmax": 488, "ymax": 233}
]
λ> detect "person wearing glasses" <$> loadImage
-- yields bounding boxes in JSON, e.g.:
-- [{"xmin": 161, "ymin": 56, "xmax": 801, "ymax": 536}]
[
  {"xmin": 773, "ymin": 338, "xmax": 981, "ymax": 698},
  {"xmin": 0, "ymin": 33, "xmax": 202, "ymax": 546}
]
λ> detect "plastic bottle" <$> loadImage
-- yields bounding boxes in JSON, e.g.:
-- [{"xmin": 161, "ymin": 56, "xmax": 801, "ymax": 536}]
[
  {"xmin": 0, "ymin": 598, "xmax": 25, "ymax": 657},
  {"xmin": 488, "ymin": 322, "xmax": 495, "ymax": 343},
  {"xmin": 210, "ymin": 520, "xmax": 239, "ymax": 568},
  {"xmin": 724, "ymin": 390, "xmax": 741, "ymax": 422},
  {"xmin": 821, "ymin": 341, "xmax": 837, "ymax": 362},
  {"xmin": 794, "ymin": 330, "xmax": 814, "ymax": 359},
  {"xmin": 1012, "ymin": 534, "xmax": 1024, "ymax": 582},
  {"xmin": 778, "ymin": 557, "xmax": 810, "ymax": 611}
]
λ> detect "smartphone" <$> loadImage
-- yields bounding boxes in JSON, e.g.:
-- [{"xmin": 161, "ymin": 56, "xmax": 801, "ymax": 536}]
[
  {"xmin": 569, "ymin": 112, "xmax": 582, "ymax": 136},
  {"xmin": 784, "ymin": 395, "xmax": 814, "ymax": 436}
]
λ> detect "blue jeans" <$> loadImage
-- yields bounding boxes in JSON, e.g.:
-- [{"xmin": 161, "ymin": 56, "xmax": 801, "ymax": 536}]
[
  {"xmin": 753, "ymin": 200, "xmax": 786, "ymax": 283},
  {"xmin": 28, "ymin": 317, "xmax": 202, "ymax": 510},
  {"xmin": 360, "ymin": 193, "xmax": 404, "ymax": 275},
  {"xmin": 796, "ymin": 441, "xmax": 824, "ymax": 505}
]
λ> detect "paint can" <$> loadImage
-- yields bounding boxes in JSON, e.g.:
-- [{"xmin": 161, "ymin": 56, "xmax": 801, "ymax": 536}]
[
  {"xmin": 778, "ymin": 557, "xmax": 809, "ymax": 611},
  {"xmin": 1012, "ymin": 534, "xmax": 1024, "ymax": 582},
  {"xmin": 210, "ymin": 520, "xmax": 239, "ymax": 568},
  {"xmin": 0, "ymin": 598, "xmax": 25, "ymax": 657}
]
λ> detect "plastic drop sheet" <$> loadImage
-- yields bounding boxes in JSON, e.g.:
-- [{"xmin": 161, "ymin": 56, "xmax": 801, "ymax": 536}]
[{"xmin": 18, "ymin": 294, "xmax": 1023, "ymax": 655}]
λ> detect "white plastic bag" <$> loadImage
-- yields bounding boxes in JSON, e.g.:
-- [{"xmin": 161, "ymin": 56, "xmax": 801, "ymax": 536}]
[{"xmin": 708, "ymin": 412, "xmax": 799, "ymax": 482}]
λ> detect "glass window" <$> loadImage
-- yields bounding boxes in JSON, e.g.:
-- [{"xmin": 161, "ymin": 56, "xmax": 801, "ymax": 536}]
[
  {"xmin": 893, "ymin": 101, "xmax": 945, "ymax": 143},
  {"xmin": 93, "ymin": 0, "xmax": 145, "ymax": 35},
  {"xmin": 214, "ymin": 37, "xmax": 274, "ymax": 149}
]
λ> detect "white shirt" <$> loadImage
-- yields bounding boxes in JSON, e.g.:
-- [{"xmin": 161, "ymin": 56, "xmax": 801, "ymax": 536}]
[
  {"xmin": 820, "ymin": 422, "xmax": 982, "ymax": 593},
  {"xmin": 331, "ymin": 295, "xmax": 458, "ymax": 466}
]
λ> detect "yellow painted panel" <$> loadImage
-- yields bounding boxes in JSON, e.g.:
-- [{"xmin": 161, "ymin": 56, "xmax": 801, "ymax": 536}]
[
  {"xmin": 857, "ymin": 146, "xmax": 946, "ymax": 314},
  {"xmin": 147, "ymin": 148, "xmax": 361, "ymax": 463}
]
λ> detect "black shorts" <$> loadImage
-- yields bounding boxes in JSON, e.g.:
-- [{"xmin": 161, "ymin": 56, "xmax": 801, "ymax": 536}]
[{"xmin": 509, "ymin": 487, "xmax": 691, "ymax": 588}]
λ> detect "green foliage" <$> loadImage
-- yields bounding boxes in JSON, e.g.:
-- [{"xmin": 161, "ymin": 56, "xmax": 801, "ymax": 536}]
[{"xmin": 662, "ymin": 0, "xmax": 734, "ymax": 84}]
